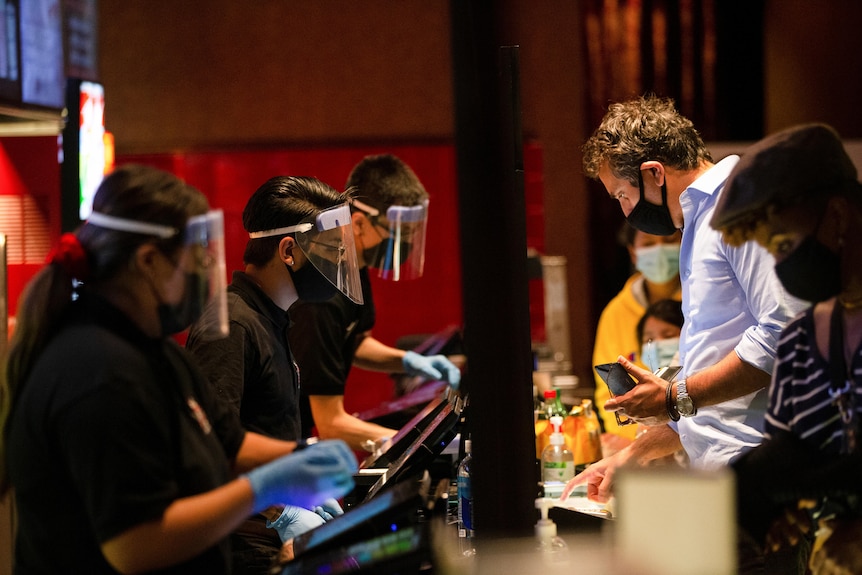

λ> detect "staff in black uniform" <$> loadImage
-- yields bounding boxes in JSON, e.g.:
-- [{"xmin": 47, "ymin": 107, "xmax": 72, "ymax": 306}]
[
  {"xmin": 290, "ymin": 154, "xmax": 461, "ymax": 450},
  {"xmin": 186, "ymin": 175, "xmax": 366, "ymax": 572},
  {"xmin": 0, "ymin": 165, "xmax": 356, "ymax": 574}
]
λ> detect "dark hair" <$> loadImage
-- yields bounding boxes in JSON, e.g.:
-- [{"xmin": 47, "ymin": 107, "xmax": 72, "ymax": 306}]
[
  {"xmin": 242, "ymin": 176, "xmax": 348, "ymax": 266},
  {"xmin": 582, "ymin": 95, "xmax": 713, "ymax": 185},
  {"xmin": 1, "ymin": 164, "xmax": 207, "ymax": 492},
  {"xmin": 346, "ymin": 154, "xmax": 428, "ymax": 214},
  {"xmin": 636, "ymin": 299, "xmax": 684, "ymax": 343}
]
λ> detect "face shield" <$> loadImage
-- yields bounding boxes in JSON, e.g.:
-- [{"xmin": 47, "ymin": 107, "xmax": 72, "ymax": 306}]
[
  {"xmin": 86, "ymin": 209, "xmax": 229, "ymax": 339},
  {"xmin": 248, "ymin": 203, "xmax": 364, "ymax": 304},
  {"xmin": 182, "ymin": 210, "xmax": 229, "ymax": 338},
  {"xmin": 353, "ymin": 199, "xmax": 428, "ymax": 281}
]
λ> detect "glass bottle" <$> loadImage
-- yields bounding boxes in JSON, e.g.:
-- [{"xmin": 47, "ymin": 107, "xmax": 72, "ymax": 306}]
[{"xmin": 457, "ymin": 439, "xmax": 475, "ymax": 556}]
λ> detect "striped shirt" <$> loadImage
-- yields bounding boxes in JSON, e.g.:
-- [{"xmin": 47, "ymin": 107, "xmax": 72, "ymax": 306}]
[{"xmin": 766, "ymin": 307, "xmax": 862, "ymax": 453}]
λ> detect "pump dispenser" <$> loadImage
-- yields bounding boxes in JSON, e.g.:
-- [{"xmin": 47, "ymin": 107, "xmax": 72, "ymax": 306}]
[
  {"xmin": 535, "ymin": 497, "xmax": 569, "ymax": 562},
  {"xmin": 542, "ymin": 415, "xmax": 575, "ymax": 485}
]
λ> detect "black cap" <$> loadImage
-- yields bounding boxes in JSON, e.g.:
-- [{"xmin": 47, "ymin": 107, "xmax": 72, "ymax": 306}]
[{"xmin": 711, "ymin": 123, "xmax": 862, "ymax": 230}]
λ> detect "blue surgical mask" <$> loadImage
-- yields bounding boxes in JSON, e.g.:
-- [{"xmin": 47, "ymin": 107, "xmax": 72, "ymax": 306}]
[
  {"xmin": 641, "ymin": 337, "xmax": 680, "ymax": 371},
  {"xmin": 635, "ymin": 244, "xmax": 680, "ymax": 284}
]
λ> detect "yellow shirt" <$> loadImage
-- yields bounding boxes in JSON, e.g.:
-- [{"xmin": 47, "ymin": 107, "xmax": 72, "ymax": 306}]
[{"xmin": 592, "ymin": 274, "xmax": 681, "ymax": 439}]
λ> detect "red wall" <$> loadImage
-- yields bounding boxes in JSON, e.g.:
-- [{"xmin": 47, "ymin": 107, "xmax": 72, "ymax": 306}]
[
  {"xmin": 1, "ymin": 139, "xmax": 543, "ymax": 416},
  {"xmin": 0, "ymin": 136, "xmax": 62, "ymax": 327},
  {"xmin": 118, "ymin": 143, "xmax": 466, "ymax": 413}
]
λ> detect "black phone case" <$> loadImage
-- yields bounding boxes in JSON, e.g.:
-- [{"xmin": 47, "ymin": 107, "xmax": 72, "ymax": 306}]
[{"xmin": 594, "ymin": 362, "xmax": 637, "ymax": 397}]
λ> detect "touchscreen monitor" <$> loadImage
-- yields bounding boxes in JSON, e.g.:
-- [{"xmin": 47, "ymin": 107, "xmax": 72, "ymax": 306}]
[
  {"xmin": 359, "ymin": 386, "xmax": 456, "ymax": 470},
  {"xmin": 286, "ymin": 474, "xmax": 428, "ymax": 560},
  {"xmin": 362, "ymin": 395, "xmax": 461, "ymax": 501}
]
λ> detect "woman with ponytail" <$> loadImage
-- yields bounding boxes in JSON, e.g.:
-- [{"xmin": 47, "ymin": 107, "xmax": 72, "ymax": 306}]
[{"xmin": 0, "ymin": 165, "xmax": 355, "ymax": 574}]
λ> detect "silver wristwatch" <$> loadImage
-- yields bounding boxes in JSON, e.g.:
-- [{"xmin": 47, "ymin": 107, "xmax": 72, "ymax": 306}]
[{"xmin": 676, "ymin": 379, "xmax": 697, "ymax": 417}]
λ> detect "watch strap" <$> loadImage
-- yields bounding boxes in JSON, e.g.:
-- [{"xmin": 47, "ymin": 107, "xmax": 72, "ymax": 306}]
[{"xmin": 665, "ymin": 381, "xmax": 680, "ymax": 422}]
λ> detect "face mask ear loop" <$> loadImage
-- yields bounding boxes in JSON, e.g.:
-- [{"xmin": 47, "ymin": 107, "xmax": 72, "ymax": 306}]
[
  {"xmin": 660, "ymin": 177, "xmax": 668, "ymax": 209},
  {"xmin": 639, "ymin": 168, "xmax": 669, "ymax": 209},
  {"xmin": 646, "ymin": 339, "xmax": 655, "ymax": 372},
  {"xmin": 638, "ymin": 170, "xmax": 647, "ymax": 204}
]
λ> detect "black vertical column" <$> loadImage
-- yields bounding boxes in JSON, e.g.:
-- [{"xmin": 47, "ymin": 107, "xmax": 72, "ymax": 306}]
[{"xmin": 451, "ymin": 1, "xmax": 536, "ymax": 541}]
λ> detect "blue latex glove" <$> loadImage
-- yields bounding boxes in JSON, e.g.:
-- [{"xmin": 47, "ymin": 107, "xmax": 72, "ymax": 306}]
[
  {"xmin": 266, "ymin": 505, "xmax": 326, "ymax": 542},
  {"xmin": 312, "ymin": 497, "xmax": 344, "ymax": 521},
  {"xmin": 243, "ymin": 440, "xmax": 357, "ymax": 513},
  {"xmin": 402, "ymin": 350, "xmax": 461, "ymax": 389}
]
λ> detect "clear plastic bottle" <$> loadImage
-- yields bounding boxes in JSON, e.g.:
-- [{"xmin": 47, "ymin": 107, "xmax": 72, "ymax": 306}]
[
  {"xmin": 542, "ymin": 416, "xmax": 575, "ymax": 488},
  {"xmin": 457, "ymin": 439, "xmax": 475, "ymax": 556},
  {"xmin": 537, "ymin": 389, "xmax": 568, "ymax": 457},
  {"xmin": 534, "ymin": 497, "xmax": 570, "ymax": 565}
]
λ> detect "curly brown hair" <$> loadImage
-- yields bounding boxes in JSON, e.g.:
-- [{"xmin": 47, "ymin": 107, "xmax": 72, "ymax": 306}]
[{"xmin": 582, "ymin": 95, "xmax": 713, "ymax": 185}]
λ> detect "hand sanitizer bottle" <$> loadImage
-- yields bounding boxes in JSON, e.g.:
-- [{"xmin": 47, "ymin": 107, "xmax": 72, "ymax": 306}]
[
  {"xmin": 534, "ymin": 497, "xmax": 570, "ymax": 564},
  {"xmin": 542, "ymin": 415, "xmax": 575, "ymax": 494}
]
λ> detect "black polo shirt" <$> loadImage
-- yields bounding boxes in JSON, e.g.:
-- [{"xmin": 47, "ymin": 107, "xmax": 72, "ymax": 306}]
[
  {"xmin": 289, "ymin": 267, "xmax": 376, "ymax": 438},
  {"xmin": 7, "ymin": 294, "xmax": 244, "ymax": 574},
  {"xmin": 187, "ymin": 271, "xmax": 302, "ymax": 441}
]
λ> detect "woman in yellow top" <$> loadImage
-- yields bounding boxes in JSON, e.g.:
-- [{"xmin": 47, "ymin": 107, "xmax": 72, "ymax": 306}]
[{"xmin": 592, "ymin": 224, "xmax": 682, "ymax": 440}]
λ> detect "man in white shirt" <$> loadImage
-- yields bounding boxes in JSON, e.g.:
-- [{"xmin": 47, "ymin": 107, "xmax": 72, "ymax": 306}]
[{"xmin": 563, "ymin": 95, "xmax": 806, "ymax": 502}]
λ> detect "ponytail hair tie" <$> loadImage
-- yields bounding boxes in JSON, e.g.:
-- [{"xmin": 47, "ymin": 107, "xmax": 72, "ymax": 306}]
[{"xmin": 46, "ymin": 233, "xmax": 90, "ymax": 282}]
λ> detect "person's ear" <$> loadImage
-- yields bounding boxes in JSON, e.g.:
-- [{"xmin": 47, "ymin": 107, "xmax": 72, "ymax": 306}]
[
  {"xmin": 133, "ymin": 242, "xmax": 161, "ymax": 276},
  {"xmin": 640, "ymin": 161, "xmax": 666, "ymax": 187},
  {"xmin": 351, "ymin": 211, "xmax": 369, "ymax": 235},
  {"xmin": 278, "ymin": 236, "xmax": 296, "ymax": 267}
]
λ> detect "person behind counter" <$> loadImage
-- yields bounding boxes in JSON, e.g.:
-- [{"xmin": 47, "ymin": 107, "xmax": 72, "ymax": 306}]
[
  {"xmin": 711, "ymin": 123, "xmax": 862, "ymax": 575},
  {"xmin": 561, "ymin": 96, "xmax": 807, "ymax": 573},
  {"xmin": 289, "ymin": 154, "xmax": 461, "ymax": 451},
  {"xmin": 593, "ymin": 224, "xmax": 681, "ymax": 440},
  {"xmin": 185, "ymin": 175, "xmax": 365, "ymax": 574},
  {"xmin": 0, "ymin": 165, "xmax": 357, "ymax": 574},
  {"xmin": 637, "ymin": 298, "xmax": 684, "ymax": 373}
]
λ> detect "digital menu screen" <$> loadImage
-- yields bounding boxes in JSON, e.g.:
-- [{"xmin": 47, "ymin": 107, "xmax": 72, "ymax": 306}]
[
  {"xmin": 19, "ymin": 0, "xmax": 64, "ymax": 109},
  {"xmin": 0, "ymin": 0, "xmax": 21, "ymax": 103},
  {"xmin": 78, "ymin": 80, "xmax": 107, "ymax": 219}
]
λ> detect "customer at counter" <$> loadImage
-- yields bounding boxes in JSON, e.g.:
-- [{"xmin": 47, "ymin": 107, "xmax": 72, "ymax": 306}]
[
  {"xmin": 186, "ymin": 175, "xmax": 364, "ymax": 574},
  {"xmin": 289, "ymin": 154, "xmax": 461, "ymax": 451},
  {"xmin": 593, "ymin": 223, "xmax": 681, "ymax": 440},
  {"xmin": 711, "ymin": 123, "xmax": 862, "ymax": 575},
  {"xmin": 562, "ymin": 94, "xmax": 805, "ymax": 496},
  {"xmin": 1, "ymin": 165, "xmax": 357, "ymax": 574}
]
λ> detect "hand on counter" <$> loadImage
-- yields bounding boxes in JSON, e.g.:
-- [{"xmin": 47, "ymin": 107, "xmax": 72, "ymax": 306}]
[
  {"xmin": 603, "ymin": 355, "xmax": 670, "ymax": 425},
  {"xmin": 560, "ymin": 448, "xmax": 629, "ymax": 504}
]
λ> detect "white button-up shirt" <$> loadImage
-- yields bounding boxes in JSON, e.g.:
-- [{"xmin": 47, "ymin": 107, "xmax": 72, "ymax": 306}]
[{"xmin": 673, "ymin": 155, "xmax": 808, "ymax": 469}]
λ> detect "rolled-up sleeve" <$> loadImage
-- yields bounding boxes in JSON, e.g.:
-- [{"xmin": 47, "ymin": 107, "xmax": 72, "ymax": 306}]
[{"xmin": 726, "ymin": 239, "xmax": 808, "ymax": 373}]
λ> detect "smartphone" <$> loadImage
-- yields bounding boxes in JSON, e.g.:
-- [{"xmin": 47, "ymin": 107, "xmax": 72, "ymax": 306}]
[
  {"xmin": 594, "ymin": 362, "xmax": 637, "ymax": 397},
  {"xmin": 594, "ymin": 362, "xmax": 637, "ymax": 426}
]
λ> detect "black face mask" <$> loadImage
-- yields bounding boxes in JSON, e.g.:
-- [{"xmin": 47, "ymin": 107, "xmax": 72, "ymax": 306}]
[
  {"xmin": 365, "ymin": 237, "xmax": 412, "ymax": 271},
  {"xmin": 774, "ymin": 235, "xmax": 842, "ymax": 303},
  {"xmin": 287, "ymin": 261, "xmax": 339, "ymax": 302},
  {"xmin": 626, "ymin": 171, "xmax": 677, "ymax": 236},
  {"xmin": 158, "ymin": 273, "xmax": 208, "ymax": 336}
]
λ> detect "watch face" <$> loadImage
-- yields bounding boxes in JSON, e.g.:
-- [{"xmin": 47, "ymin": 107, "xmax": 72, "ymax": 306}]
[{"xmin": 677, "ymin": 396, "xmax": 695, "ymax": 416}]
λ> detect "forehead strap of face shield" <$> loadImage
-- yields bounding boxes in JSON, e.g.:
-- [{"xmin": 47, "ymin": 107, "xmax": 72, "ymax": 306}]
[
  {"xmin": 247, "ymin": 222, "xmax": 314, "ymax": 239},
  {"xmin": 351, "ymin": 199, "xmax": 380, "ymax": 218},
  {"xmin": 87, "ymin": 211, "xmax": 179, "ymax": 238}
]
